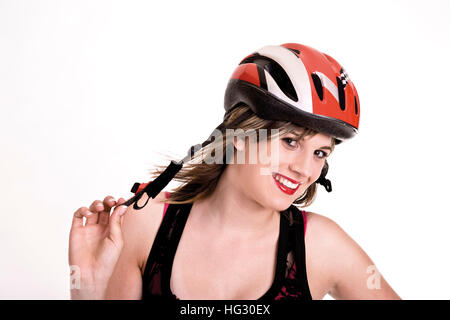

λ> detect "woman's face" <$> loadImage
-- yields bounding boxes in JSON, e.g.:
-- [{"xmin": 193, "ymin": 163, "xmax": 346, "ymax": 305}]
[{"xmin": 232, "ymin": 127, "xmax": 333, "ymax": 211}]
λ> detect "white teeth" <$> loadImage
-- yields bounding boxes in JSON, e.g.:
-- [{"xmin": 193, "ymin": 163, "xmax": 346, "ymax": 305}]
[{"xmin": 275, "ymin": 174, "xmax": 299, "ymax": 189}]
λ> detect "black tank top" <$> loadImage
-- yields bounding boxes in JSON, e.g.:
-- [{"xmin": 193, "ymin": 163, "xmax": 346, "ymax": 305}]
[{"xmin": 141, "ymin": 201, "xmax": 312, "ymax": 301}]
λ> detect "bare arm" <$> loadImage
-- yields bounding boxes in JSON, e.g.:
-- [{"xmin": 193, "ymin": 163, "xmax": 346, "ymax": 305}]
[
  {"xmin": 305, "ymin": 212, "xmax": 401, "ymax": 300},
  {"xmin": 104, "ymin": 192, "xmax": 167, "ymax": 299},
  {"xmin": 103, "ymin": 202, "xmax": 143, "ymax": 299}
]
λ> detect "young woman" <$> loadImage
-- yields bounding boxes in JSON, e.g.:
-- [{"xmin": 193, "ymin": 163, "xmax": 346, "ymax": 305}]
[{"xmin": 69, "ymin": 43, "xmax": 401, "ymax": 300}]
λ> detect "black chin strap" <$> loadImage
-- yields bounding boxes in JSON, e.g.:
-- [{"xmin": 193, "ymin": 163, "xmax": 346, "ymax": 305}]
[
  {"xmin": 316, "ymin": 175, "xmax": 332, "ymax": 192},
  {"xmin": 121, "ymin": 160, "xmax": 183, "ymax": 210}
]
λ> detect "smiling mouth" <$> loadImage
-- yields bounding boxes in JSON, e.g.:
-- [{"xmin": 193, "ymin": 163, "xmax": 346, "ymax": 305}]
[{"xmin": 272, "ymin": 173, "xmax": 301, "ymax": 194}]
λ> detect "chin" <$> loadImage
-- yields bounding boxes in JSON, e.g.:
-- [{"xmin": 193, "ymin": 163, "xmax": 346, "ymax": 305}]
[
  {"xmin": 259, "ymin": 186, "xmax": 296, "ymax": 212},
  {"xmin": 265, "ymin": 196, "xmax": 292, "ymax": 212}
]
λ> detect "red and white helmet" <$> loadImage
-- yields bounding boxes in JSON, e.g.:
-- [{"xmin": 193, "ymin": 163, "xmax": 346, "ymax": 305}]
[{"xmin": 224, "ymin": 43, "xmax": 360, "ymax": 143}]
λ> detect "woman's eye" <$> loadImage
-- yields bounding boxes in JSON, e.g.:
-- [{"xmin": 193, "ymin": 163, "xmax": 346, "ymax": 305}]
[
  {"xmin": 315, "ymin": 150, "xmax": 328, "ymax": 159},
  {"xmin": 283, "ymin": 138, "xmax": 329, "ymax": 159},
  {"xmin": 282, "ymin": 138, "xmax": 298, "ymax": 148}
]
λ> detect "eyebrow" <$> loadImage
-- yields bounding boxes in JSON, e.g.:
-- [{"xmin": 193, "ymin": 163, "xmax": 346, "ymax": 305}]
[{"xmin": 288, "ymin": 131, "xmax": 333, "ymax": 150}]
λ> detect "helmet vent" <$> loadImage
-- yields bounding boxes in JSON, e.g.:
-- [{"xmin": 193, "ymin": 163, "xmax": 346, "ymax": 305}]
[
  {"xmin": 354, "ymin": 96, "xmax": 359, "ymax": 115},
  {"xmin": 286, "ymin": 48, "xmax": 300, "ymax": 57},
  {"xmin": 311, "ymin": 73, "xmax": 324, "ymax": 101},
  {"xmin": 336, "ymin": 77, "xmax": 346, "ymax": 110},
  {"xmin": 240, "ymin": 54, "xmax": 298, "ymax": 102}
]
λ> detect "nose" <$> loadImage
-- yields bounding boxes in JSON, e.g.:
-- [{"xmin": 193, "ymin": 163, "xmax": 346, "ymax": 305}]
[{"xmin": 289, "ymin": 152, "xmax": 313, "ymax": 180}]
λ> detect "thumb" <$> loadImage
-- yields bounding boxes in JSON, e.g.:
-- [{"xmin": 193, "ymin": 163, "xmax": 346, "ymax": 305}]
[{"xmin": 109, "ymin": 200, "xmax": 128, "ymax": 244}]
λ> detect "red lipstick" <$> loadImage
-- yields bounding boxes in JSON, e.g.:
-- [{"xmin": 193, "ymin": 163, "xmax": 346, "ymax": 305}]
[{"xmin": 272, "ymin": 173, "xmax": 301, "ymax": 195}]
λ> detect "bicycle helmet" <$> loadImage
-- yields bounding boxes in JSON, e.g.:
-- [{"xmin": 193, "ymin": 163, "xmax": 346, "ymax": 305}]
[
  {"xmin": 224, "ymin": 43, "xmax": 359, "ymax": 143},
  {"xmin": 123, "ymin": 43, "xmax": 360, "ymax": 210}
]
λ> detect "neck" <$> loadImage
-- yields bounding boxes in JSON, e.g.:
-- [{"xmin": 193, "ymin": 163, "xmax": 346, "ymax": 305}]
[{"xmin": 195, "ymin": 165, "xmax": 279, "ymax": 239}]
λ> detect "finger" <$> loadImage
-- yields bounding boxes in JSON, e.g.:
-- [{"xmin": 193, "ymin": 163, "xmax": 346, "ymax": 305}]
[
  {"xmin": 86, "ymin": 200, "xmax": 102, "ymax": 225},
  {"xmin": 98, "ymin": 196, "xmax": 116, "ymax": 225},
  {"xmin": 103, "ymin": 195, "xmax": 116, "ymax": 211},
  {"xmin": 115, "ymin": 197, "xmax": 126, "ymax": 207},
  {"xmin": 71, "ymin": 207, "xmax": 94, "ymax": 228},
  {"xmin": 108, "ymin": 199, "xmax": 128, "ymax": 244}
]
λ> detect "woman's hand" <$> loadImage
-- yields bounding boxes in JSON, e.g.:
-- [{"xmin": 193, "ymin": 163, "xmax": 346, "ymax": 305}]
[{"xmin": 69, "ymin": 196, "xmax": 128, "ymax": 299}]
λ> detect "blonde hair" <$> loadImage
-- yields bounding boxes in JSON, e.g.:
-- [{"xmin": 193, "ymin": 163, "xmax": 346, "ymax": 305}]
[{"xmin": 149, "ymin": 104, "xmax": 335, "ymax": 209}]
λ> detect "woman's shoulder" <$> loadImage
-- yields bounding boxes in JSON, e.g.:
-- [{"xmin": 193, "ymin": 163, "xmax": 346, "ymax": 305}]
[
  {"xmin": 303, "ymin": 211, "xmax": 356, "ymax": 247},
  {"xmin": 303, "ymin": 211, "xmax": 400, "ymax": 299},
  {"xmin": 303, "ymin": 210, "xmax": 375, "ymax": 286},
  {"xmin": 304, "ymin": 211, "xmax": 339, "ymax": 230},
  {"xmin": 302, "ymin": 210, "xmax": 366, "ymax": 270},
  {"xmin": 120, "ymin": 190, "xmax": 169, "ymax": 272}
]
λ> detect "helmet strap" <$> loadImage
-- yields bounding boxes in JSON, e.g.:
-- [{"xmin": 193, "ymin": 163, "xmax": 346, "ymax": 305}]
[{"xmin": 316, "ymin": 174, "xmax": 332, "ymax": 192}]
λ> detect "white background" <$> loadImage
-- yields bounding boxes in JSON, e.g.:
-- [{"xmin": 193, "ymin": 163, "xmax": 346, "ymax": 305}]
[{"xmin": 1, "ymin": 0, "xmax": 449, "ymax": 299}]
